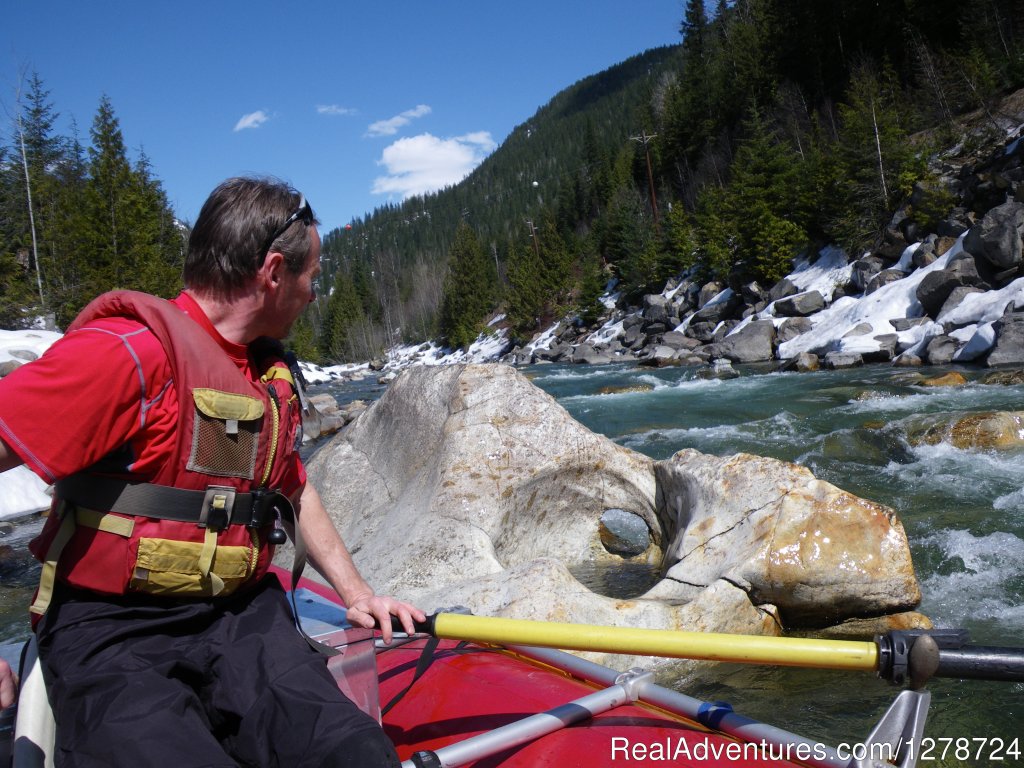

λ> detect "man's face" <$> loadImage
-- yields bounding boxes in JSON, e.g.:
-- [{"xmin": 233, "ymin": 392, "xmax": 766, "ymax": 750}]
[{"xmin": 273, "ymin": 226, "xmax": 321, "ymax": 339}]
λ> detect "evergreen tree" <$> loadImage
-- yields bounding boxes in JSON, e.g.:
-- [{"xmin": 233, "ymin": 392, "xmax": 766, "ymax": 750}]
[
  {"xmin": 505, "ymin": 239, "xmax": 545, "ymax": 335},
  {"xmin": 83, "ymin": 95, "xmax": 136, "ymax": 293},
  {"xmin": 438, "ymin": 222, "xmax": 496, "ymax": 349},
  {"xmin": 322, "ymin": 270, "xmax": 367, "ymax": 362},
  {"xmin": 833, "ymin": 64, "xmax": 922, "ymax": 252},
  {"xmin": 80, "ymin": 96, "xmax": 183, "ymax": 309}
]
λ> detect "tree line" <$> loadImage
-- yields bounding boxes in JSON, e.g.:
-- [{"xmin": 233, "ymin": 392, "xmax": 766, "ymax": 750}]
[
  {"xmin": 3, "ymin": 0, "xmax": 1021, "ymax": 364},
  {"xmin": 321, "ymin": 0, "xmax": 1023, "ymax": 363},
  {"xmin": 1, "ymin": 73, "xmax": 183, "ymax": 330}
]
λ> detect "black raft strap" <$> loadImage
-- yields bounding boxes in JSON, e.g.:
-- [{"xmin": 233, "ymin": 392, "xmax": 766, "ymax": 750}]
[{"xmin": 380, "ymin": 636, "xmax": 444, "ymax": 716}]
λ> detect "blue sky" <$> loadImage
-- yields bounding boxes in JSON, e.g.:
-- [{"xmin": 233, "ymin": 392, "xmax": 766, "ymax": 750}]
[{"xmin": 3, "ymin": 1, "xmax": 683, "ymax": 233}]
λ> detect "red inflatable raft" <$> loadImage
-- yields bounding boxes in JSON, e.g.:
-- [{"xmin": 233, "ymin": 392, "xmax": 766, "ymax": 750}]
[{"xmin": 289, "ymin": 572, "xmax": 933, "ymax": 768}]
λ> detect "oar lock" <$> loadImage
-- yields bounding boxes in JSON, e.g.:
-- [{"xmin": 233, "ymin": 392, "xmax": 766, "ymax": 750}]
[{"xmin": 876, "ymin": 629, "xmax": 970, "ymax": 688}]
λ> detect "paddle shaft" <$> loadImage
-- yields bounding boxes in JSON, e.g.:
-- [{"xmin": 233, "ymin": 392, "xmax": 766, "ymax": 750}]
[
  {"xmin": 395, "ymin": 614, "xmax": 1024, "ymax": 683},
  {"xmin": 430, "ymin": 613, "xmax": 879, "ymax": 672}
]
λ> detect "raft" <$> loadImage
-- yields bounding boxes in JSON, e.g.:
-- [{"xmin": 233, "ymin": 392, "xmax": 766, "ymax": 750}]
[
  {"xmin": 290, "ymin": 572, "xmax": 932, "ymax": 768},
  {"xmin": 1, "ymin": 568, "xmax": 944, "ymax": 768}
]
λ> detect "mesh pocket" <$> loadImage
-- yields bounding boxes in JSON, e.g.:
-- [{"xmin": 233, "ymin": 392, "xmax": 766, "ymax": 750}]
[
  {"xmin": 187, "ymin": 388, "xmax": 263, "ymax": 478},
  {"xmin": 188, "ymin": 411, "xmax": 260, "ymax": 477}
]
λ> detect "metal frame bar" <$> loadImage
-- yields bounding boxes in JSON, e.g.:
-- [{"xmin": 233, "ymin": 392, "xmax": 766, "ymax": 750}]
[{"xmin": 399, "ymin": 669, "xmax": 653, "ymax": 768}]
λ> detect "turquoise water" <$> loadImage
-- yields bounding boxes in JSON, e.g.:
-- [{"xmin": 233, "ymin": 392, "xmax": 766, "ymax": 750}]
[{"xmin": 528, "ymin": 361, "xmax": 1022, "ymax": 762}]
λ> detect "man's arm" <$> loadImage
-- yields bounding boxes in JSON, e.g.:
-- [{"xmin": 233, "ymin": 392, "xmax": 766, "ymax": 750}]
[{"xmin": 293, "ymin": 481, "xmax": 425, "ymax": 644}]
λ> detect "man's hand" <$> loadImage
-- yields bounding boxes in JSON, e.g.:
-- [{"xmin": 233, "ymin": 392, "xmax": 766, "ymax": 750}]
[
  {"xmin": 0, "ymin": 657, "xmax": 17, "ymax": 710},
  {"xmin": 345, "ymin": 594, "xmax": 427, "ymax": 645}
]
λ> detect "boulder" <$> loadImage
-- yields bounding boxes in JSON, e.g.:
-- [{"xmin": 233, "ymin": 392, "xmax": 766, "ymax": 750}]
[
  {"xmin": 697, "ymin": 282, "xmax": 724, "ymax": 309},
  {"xmin": 866, "ymin": 334, "xmax": 899, "ymax": 363},
  {"xmin": 697, "ymin": 358, "xmax": 740, "ymax": 380},
  {"xmin": 986, "ymin": 312, "xmax": 1024, "ymax": 366},
  {"xmin": 865, "ymin": 269, "xmax": 905, "ymax": 294},
  {"xmin": 916, "ymin": 268, "xmax": 982, "ymax": 319},
  {"xmin": 776, "ymin": 316, "xmax": 813, "ymax": 344},
  {"xmin": 572, "ymin": 344, "xmax": 612, "ymax": 365},
  {"xmin": 704, "ymin": 321, "xmax": 775, "ymax": 363},
  {"xmin": 647, "ymin": 451, "xmax": 921, "ymax": 627},
  {"xmin": 0, "ymin": 360, "xmax": 22, "ymax": 378},
  {"xmin": 963, "ymin": 200, "xmax": 1024, "ymax": 270},
  {"xmin": 767, "ymin": 278, "xmax": 799, "ymax": 303},
  {"xmin": 288, "ymin": 365, "xmax": 660, "ymax": 603},
  {"xmin": 891, "ymin": 317, "xmax": 931, "ymax": 332},
  {"xmin": 685, "ymin": 321, "xmax": 720, "ymax": 343},
  {"xmin": 691, "ymin": 292, "xmax": 743, "ymax": 324},
  {"xmin": 925, "ymin": 335, "xmax": 959, "ymax": 365},
  {"xmin": 795, "ymin": 352, "xmax": 819, "ymax": 372},
  {"xmin": 907, "ymin": 411, "xmax": 1024, "ymax": 450},
  {"xmin": 850, "ymin": 257, "xmax": 885, "ymax": 292},
  {"xmin": 286, "ymin": 365, "xmax": 923, "ymax": 667},
  {"xmin": 773, "ymin": 290, "xmax": 825, "ymax": 318},
  {"xmin": 637, "ymin": 346, "xmax": 681, "ymax": 368},
  {"xmin": 661, "ymin": 331, "xmax": 701, "ymax": 351},
  {"xmin": 824, "ymin": 352, "xmax": 864, "ymax": 369},
  {"xmin": 937, "ymin": 286, "xmax": 985, "ymax": 320},
  {"xmin": 981, "ymin": 369, "xmax": 1024, "ymax": 385},
  {"xmin": 642, "ymin": 295, "xmax": 671, "ymax": 325},
  {"xmin": 920, "ymin": 372, "xmax": 968, "ymax": 387}
]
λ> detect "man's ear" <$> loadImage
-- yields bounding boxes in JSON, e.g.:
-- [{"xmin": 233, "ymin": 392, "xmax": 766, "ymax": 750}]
[{"xmin": 260, "ymin": 250, "xmax": 286, "ymax": 290}]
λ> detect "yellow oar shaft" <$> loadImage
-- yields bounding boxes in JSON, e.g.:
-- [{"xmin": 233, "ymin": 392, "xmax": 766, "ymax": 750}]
[{"xmin": 432, "ymin": 613, "xmax": 879, "ymax": 672}]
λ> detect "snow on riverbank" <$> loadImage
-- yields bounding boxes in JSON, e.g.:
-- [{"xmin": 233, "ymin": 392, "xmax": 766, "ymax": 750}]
[{"xmin": 1, "ymin": 330, "xmax": 64, "ymax": 520}]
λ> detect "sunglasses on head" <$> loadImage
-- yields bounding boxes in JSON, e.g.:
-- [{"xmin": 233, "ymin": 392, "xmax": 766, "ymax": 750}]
[{"xmin": 262, "ymin": 195, "xmax": 314, "ymax": 256}]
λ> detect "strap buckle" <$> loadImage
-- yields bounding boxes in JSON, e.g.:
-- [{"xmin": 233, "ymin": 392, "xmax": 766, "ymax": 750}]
[
  {"xmin": 248, "ymin": 488, "xmax": 293, "ymax": 528},
  {"xmin": 199, "ymin": 486, "xmax": 236, "ymax": 531}
]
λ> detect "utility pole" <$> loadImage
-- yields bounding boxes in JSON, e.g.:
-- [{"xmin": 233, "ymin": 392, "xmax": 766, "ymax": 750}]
[{"xmin": 630, "ymin": 130, "xmax": 660, "ymax": 231}]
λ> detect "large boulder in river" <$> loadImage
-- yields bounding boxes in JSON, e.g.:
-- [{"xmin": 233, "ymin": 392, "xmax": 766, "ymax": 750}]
[
  {"xmin": 647, "ymin": 450, "xmax": 921, "ymax": 627},
  {"xmin": 291, "ymin": 364, "xmax": 659, "ymax": 602},
  {"xmin": 703, "ymin": 320, "xmax": 775, "ymax": 363},
  {"xmin": 284, "ymin": 364, "xmax": 923, "ymax": 668}
]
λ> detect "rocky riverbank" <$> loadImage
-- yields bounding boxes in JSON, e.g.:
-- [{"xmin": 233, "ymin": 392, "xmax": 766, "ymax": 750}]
[{"xmin": 501, "ymin": 104, "xmax": 1024, "ymax": 374}]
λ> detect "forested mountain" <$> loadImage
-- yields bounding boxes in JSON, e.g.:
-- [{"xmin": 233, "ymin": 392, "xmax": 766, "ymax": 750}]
[
  {"xmin": 2, "ymin": 0, "xmax": 1021, "ymax": 365},
  {"xmin": 320, "ymin": 0, "xmax": 1023, "ymax": 363},
  {"xmin": 0, "ymin": 76, "xmax": 183, "ymax": 329},
  {"xmin": 316, "ymin": 45, "xmax": 685, "ymax": 361}
]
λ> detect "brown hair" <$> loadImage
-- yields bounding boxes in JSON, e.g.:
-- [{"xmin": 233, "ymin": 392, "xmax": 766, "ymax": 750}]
[{"xmin": 184, "ymin": 176, "xmax": 319, "ymax": 294}]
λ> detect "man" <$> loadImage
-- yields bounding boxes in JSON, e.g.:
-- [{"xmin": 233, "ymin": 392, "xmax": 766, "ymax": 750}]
[{"xmin": 0, "ymin": 177, "xmax": 423, "ymax": 766}]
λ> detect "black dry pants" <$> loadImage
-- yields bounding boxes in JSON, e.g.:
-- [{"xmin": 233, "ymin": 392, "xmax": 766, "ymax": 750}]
[{"xmin": 35, "ymin": 576, "xmax": 400, "ymax": 768}]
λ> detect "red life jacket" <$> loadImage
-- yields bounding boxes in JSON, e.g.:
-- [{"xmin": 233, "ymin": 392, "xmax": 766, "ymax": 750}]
[{"xmin": 29, "ymin": 291, "xmax": 303, "ymax": 608}]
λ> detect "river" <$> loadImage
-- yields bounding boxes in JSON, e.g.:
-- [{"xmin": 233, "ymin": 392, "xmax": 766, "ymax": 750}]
[
  {"xmin": 524, "ymin": 361, "xmax": 1022, "ymax": 763},
  {"xmin": 1, "ymin": 360, "xmax": 1020, "ymax": 763}
]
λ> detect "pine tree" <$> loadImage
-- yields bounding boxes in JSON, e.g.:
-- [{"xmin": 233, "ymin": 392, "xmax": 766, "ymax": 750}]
[
  {"xmin": 438, "ymin": 222, "xmax": 497, "ymax": 349},
  {"xmin": 321, "ymin": 270, "xmax": 367, "ymax": 362},
  {"xmin": 505, "ymin": 239, "xmax": 545, "ymax": 335},
  {"xmin": 79, "ymin": 96, "xmax": 183, "ymax": 309},
  {"xmin": 83, "ymin": 95, "xmax": 136, "ymax": 294},
  {"xmin": 834, "ymin": 64, "xmax": 922, "ymax": 252}
]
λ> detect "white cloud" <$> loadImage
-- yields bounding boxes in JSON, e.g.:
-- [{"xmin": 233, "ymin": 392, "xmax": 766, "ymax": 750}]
[
  {"xmin": 234, "ymin": 110, "xmax": 269, "ymax": 131},
  {"xmin": 317, "ymin": 104, "xmax": 356, "ymax": 116},
  {"xmin": 371, "ymin": 132, "xmax": 497, "ymax": 199},
  {"xmin": 365, "ymin": 104, "xmax": 432, "ymax": 137}
]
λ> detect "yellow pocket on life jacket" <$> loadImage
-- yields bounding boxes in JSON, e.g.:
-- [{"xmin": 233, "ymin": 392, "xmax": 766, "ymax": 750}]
[
  {"xmin": 187, "ymin": 388, "xmax": 264, "ymax": 479},
  {"xmin": 131, "ymin": 536, "xmax": 253, "ymax": 597}
]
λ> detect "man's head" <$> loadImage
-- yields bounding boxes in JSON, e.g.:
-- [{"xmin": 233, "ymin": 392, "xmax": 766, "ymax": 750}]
[{"xmin": 184, "ymin": 177, "xmax": 320, "ymax": 296}]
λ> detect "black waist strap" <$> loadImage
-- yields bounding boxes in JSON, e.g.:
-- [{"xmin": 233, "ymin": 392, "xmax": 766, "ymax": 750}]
[{"xmin": 54, "ymin": 474, "xmax": 291, "ymax": 529}]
